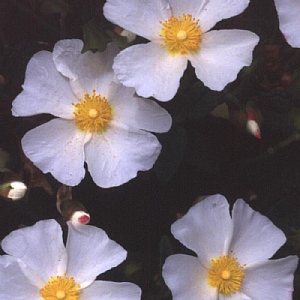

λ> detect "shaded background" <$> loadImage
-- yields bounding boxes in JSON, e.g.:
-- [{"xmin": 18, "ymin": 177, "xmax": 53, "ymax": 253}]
[{"xmin": 1, "ymin": 0, "xmax": 300, "ymax": 298}]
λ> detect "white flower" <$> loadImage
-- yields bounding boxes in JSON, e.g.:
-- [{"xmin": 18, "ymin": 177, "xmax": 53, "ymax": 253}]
[
  {"xmin": 103, "ymin": 0, "xmax": 259, "ymax": 101},
  {"xmin": 0, "ymin": 219, "xmax": 141, "ymax": 300},
  {"xmin": 12, "ymin": 39, "xmax": 172, "ymax": 188},
  {"xmin": 274, "ymin": 0, "xmax": 300, "ymax": 48},
  {"xmin": 162, "ymin": 194, "xmax": 298, "ymax": 300}
]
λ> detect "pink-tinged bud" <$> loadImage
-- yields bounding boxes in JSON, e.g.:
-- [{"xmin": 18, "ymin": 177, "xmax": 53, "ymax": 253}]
[
  {"xmin": 70, "ymin": 211, "xmax": 90, "ymax": 225},
  {"xmin": 246, "ymin": 120, "xmax": 261, "ymax": 139},
  {"xmin": 246, "ymin": 107, "xmax": 261, "ymax": 139}
]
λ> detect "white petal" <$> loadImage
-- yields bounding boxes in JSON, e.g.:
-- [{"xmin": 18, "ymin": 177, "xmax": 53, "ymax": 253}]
[
  {"xmin": 162, "ymin": 254, "xmax": 216, "ymax": 300},
  {"xmin": 274, "ymin": 0, "xmax": 300, "ymax": 47},
  {"xmin": 1, "ymin": 220, "xmax": 67, "ymax": 286},
  {"xmin": 113, "ymin": 43, "xmax": 187, "ymax": 101},
  {"xmin": 190, "ymin": 30, "xmax": 259, "ymax": 91},
  {"xmin": 103, "ymin": 0, "xmax": 171, "ymax": 41},
  {"xmin": 169, "ymin": 0, "xmax": 250, "ymax": 32},
  {"xmin": 12, "ymin": 51, "xmax": 77, "ymax": 119},
  {"xmin": 54, "ymin": 40, "xmax": 119, "ymax": 98},
  {"xmin": 219, "ymin": 292, "xmax": 251, "ymax": 300},
  {"xmin": 108, "ymin": 82, "xmax": 172, "ymax": 133},
  {"xmin": 85, "ymin": 126, "xmax": 162, "ymax": 188},
  {"xmin": 21, "ymin": 119, "xmax": 87, "ymax": 186},
  {"xmin": 242, "ymin": 256, "xmax": 299, "ymax": 299},
  {"xmin": 81, "ymin": 281, "xmax": 141, "ymax": 300},
  {"xmin": 52, "ymin": 39, "xmax": 84, "ymax": 79},
  {"xmin": 0, "ymin": 256, "xmax": 40, "ymax": 299},
  {"xmin": 229, "ymin": 199, "xmax": 286, "ymax": 265},
  {"xmin": 171, "ymin": 194, "xmax": 233, "ymax": 267},
  {"xmin": 66, "ymin": 222, "xmax": 127, "ymax": 288}
]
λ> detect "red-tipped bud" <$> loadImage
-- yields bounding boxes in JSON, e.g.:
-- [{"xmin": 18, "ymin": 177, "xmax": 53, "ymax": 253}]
[
  {"xmin": 246, "ymin": 108, "xmax": 261, "ymax": 139},
  {"xmin": 70, "ymin": 211, "xmax": 90, "ymax": 225}
]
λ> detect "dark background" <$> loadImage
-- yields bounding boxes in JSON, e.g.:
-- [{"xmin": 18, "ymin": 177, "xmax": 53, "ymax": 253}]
[{"xmin": 1, "ymin": 0, "xmax": 300, "ymax": 298}]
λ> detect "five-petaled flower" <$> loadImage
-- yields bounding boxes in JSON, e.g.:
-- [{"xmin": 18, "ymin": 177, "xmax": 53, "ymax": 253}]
[
  {"xmin": 274, "ymin": 0, "xmax": 300, "ymax": 48},
  {"xmin": 103, "ymin": 0, "xmax": 260, "ymax": 101},
  {"xmin": 12, "ymin": 39, "xmax": 172, "ymax": 188},
  {"xmin": 0, "ymin": 219, "xmax": 141, "ymax": 300},
  {"xmin": 162, "ymin": 194, "xmax": 298, "ymax": 299}
]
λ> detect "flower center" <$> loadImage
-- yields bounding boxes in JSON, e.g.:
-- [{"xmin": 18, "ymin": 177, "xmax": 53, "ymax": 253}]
[
  {"xmin": 207, "ymin": 254, "xmax": 246, "ymax": 295},
  {"xmin": 160, "ymin": 14, "xmax": 202, "ymax": 55},
  {"xmin": 40, "ymin": 275, "xmax": 81, "ymax": 300},
  {"xmin": 73, "ymin": 90, "xmax": 113, "ymax": 133}
]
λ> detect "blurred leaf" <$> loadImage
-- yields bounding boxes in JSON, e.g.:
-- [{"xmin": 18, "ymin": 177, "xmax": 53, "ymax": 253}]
[
  {"xmin": 40, "ymin": 0, "xmax": 72, "ymax": 15},
  {"xmin": 28, "ymin": 0, "xmax": 37, "ymax": 11},
  {"xmin": 159, "ymin": 235, "xmax": 174, "ymax": 269},
  {"xmin": 106, "ymin": 30, "xmax": 129, "ymax": 50},
  {"xmin": 0, "ymin": 148, "xmax": 10, "ymax": 170},
  {"xmin": 82, "ymin": 19, "xmax": 112, "ymax": 53},
  {"xmin": 210, "ymin": 102, "xmax": 229, "ymax": 120},
  {"xmin": 155, "ymin": 126, "xmax": 186, "ymax": 184},
  {"xmin": 186, "ymin": 82, "xmax": 225, "ymax": 120}
]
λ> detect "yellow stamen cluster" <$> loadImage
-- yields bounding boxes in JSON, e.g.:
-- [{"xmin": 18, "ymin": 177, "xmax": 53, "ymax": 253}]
[
  {"xmin": 160, "ymin": 14, "xmax": 202, "ymax": 55},
  {"xmin": 40, "ymin": 275, "xmax": 81, "ymax": 300},
  {"xmin": 73, "ymin": 90, "xmax": 113, "ymax": 133},
  {"xmin": 207, "ymin": 254, "xmax": 246, "ymax": 295}
]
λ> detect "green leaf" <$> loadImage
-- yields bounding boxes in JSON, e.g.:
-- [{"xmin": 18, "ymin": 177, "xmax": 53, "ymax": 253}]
[
  {"xmin": 155, "ymin": 126, "xmax": 187, "ymax": 184},
  {"xmin": 40, "ymin": 0, "xmax": 72, "ymax": 15},
  {"xmin": 82, "ymin": 19, "xmax": 112, "ymax": 53}
]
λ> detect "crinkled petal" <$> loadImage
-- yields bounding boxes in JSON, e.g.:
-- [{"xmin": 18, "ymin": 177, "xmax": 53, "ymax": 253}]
[
  {"xmin": 52, "ymin": 39, "xmax": 84, "ymax": 78},
  {"xmin": 66, "ymin": 222, "xmax": 127, "ymax": 288},
  {"xmin": 0, "ymin": 256, "xmax": 40, "ymax": 299},
  {"xmin": 85, "ymin": 126, "xmax": 162, "ymax": 188},
  {"xmin": 189, "ymin": 30, "xmax": 259, "ymax": 91},
  {"xmin": 113, "ymin": 43, "xmax": 187, "ymax": 101},
  {"xmin": 274, "ymin": 0, "xmax": 300, "ymax": 48},
  {"xmin": 171, "ymin": 195, "xmax": 233, "ymax": 267},
  {"xmin": 162, "ymin": 254, "xmax": 216, "ymax": 300},
  {"xmin": 242, "ymin": 256, "xmax": 299, "ymax": 299},
  {"xmin": 21, "ymin": 119, "xmax": 87, "ymax": 186},
  {"xmin": 169, "ymin": 0, "xmax": 250, "ymax": 32},
  {"xmin": 103, "ymin": 0, "xmax": 171, "ymax": 41},
  {"xmin": 12, "ymin": 51, "xmax": 77, "ymax": 119},
  {"xmin": 1, "ymin": 220, "xmax": 67, "ymax": 286},
  {"xmin": 108, "ymin": 82, "xmax": 172, "ymax": 133},
  {"xmin": 81, "ymin": 281, "xmax": 141, "ymax": 300},
  {"xmin": 53, "ymin": 40, "xmax": 119, "ymax": 98},
  {"xmin": 229, "ymin": 199, "xmax": 286, "ymax": 265}
]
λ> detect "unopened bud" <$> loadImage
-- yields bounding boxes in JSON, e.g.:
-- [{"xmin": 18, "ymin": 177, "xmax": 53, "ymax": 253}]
[
  {"xmin": 120, "ymin": 29, "xmax": 136, "ymax": 43},
  {"xmin": 0, "ymin": 170, "xmax": 27, "ymax": 200},
  {"xmin": 70, "ymin": 211, "xmax": 90, "ymax": 225},
  {"xmin": 246, "ymin": 120, "xmax": 261, "ymax": 139}
]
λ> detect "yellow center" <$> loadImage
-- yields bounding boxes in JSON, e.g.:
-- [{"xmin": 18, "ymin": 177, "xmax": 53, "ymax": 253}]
[
  {"xmin": 40, "ymin": 275, "xmax": 81, "ymax": 300},
  {"xmin": 73, "ymin": 90, "xmax": 113, "ymax": 133},
  {"xmin": 160, "ymin": 14, "xmax": 202, "ymax": 55},
  {"xmin": 207, "ymin": 254, "xmax": 246, "ymax": 295}
]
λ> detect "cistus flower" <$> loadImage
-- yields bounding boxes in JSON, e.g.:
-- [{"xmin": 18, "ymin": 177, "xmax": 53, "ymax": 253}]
[
  {"xmin": 103, "ymin": 0, "xmax": 259, "ymax": 101},
  {"xmin": 12, "ymin": 39, "xmax": 172, "ymax": 188},
  {"xmin": 274, "ymin": 0, "xmax": 300, "ymax": 48},
  {"xmin": 162, "ymin": 194, "xmax": 298, "ymax": 299},
  {"xmin": 0, "ymin": 219, "xmax": 141, "ymax": 300}
]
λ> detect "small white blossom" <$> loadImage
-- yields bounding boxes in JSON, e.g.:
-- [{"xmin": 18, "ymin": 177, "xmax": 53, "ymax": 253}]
[
  {"xmin": 104, "ymin": 0, "xmax": 259, "ymax": 101},
  {"xmin": 162, "ymin": 194, "xmax": 298, "ymax": 299},
  {"xmin": 12, "ymin": 39, "xmax": 172, "ymax": 188},
  {"xmin": 0, "ymin": 219, "xmax": 141, "ymax": 299}
]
